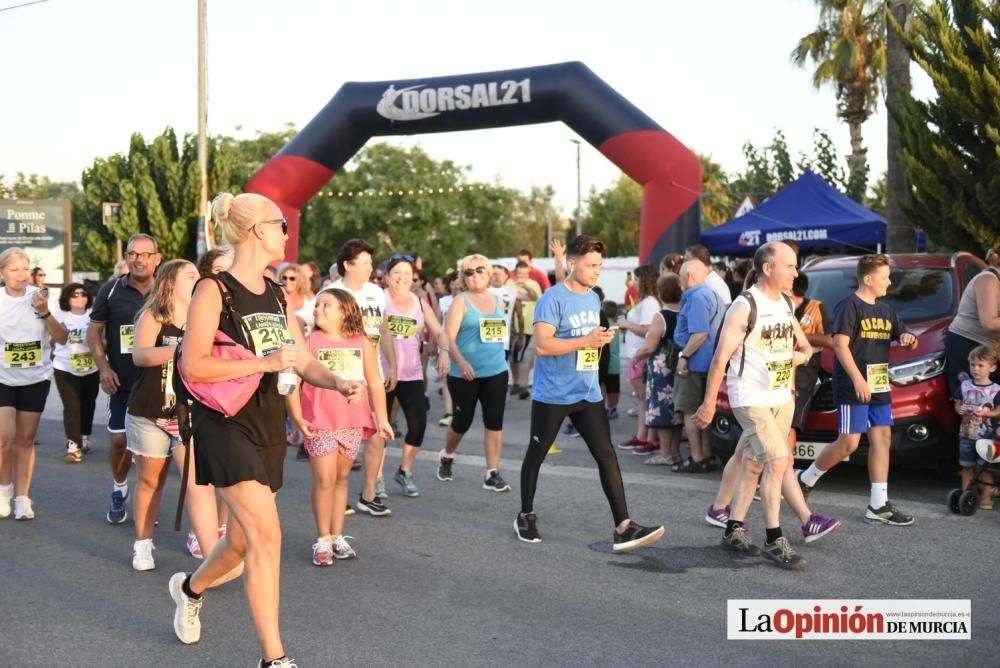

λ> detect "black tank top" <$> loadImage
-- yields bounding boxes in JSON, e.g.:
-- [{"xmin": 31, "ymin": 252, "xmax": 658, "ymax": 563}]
[
  {"xmin": 192, "ymin": 272, "xmax": 288, "ymax": 446},
  {"xmin": 127, "ymin": 322, "xmax": 184, "ymax": 421}
]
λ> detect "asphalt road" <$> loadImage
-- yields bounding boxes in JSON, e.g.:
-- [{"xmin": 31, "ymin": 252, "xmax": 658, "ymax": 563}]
[{"xmin": 2, "ymin": 380, "xmax": 997, "ymax": 667}]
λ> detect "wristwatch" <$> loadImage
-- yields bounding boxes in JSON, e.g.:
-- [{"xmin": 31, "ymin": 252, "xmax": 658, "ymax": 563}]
[{"xmin": 678, "ymin": 353, "xmax": 688, "ymax": 360}]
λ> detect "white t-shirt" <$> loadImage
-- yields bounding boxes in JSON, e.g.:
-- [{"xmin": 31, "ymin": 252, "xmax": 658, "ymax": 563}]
[
  {"xmin": 0, "ymin": 285, "xmax": 53, "ymax": 386},
  {"xmin": 726, "ymin": 286, "xmax": 796, "ymax": 408},
  {"xmin": 53, "ymin": 310, "xmax": 98, "ymax": 376},
  {"xmin": 295, "ymin": 295, "xmax": 316, "ymax": 333},
  {"xmin": 488, "ymin": 285, "xmax": 518, "ymax": 350},
  {"xmin": 623, "ymin": 295, "xmax": 660, "ymax": 359},
  {"xmin": 705, "ymin": 271, "xmax": 733, "ymax": 306},
  {"xmin": 439, "ymin": 295, "xmax": 455, "ymax": 319},
  {"xmin": 330, "ymin": 279, "xmax": 385, "ymax": 348}
]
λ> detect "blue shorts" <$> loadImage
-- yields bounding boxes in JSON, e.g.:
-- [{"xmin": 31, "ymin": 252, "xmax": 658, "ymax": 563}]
[
  {"xmin": 107, "ymin": 389, "xmax": 129, "ymax": 433},
  {"xmin": 959, "ymin": 438, "xmax": 986, "ymax": 468},
  {"xmin": 838, "ymin": 403, "xmax": 893, "ymax": 435}
]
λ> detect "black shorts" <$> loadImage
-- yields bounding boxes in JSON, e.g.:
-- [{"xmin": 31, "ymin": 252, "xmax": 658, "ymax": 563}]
[
  {"xmin": 604, "ymin": 373, "xmax": 620, "ymax": 395},
  {"xmin": 107, "ymin": 388, "xmax": 130, "ymax": 433},
  {"xmin": 0, "ymin": 380, "xmax": 50, "ymax": 412},
  {"xmin": 193, "ymin": 410, "xmax": 286, "ymax": 492},
  {"xmin": 446, "ymin": 371, "xmax": 508, "ymax": 434},
  {"xmin": 791, "ymin": 364, "xmax": 820, "ymax": 432}
]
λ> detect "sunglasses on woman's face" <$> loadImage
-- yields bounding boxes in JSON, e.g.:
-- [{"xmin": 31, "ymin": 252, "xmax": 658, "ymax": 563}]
[
  {"xmin": 463, "ymin": 266, "xmax": 488, "ymax": 277},
  {"xmin": 282, "ymin": 275, "xmax": 296, "ymax": 282},
  {"xmin": 70, "ymin": 290, "xmax": 87, "ymax": 297},
  {"xmin": 258, "ymin": 218, "xmax": 289, "ymax": 235}
]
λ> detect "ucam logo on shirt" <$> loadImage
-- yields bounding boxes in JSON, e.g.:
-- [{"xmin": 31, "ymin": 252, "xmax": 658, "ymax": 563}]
[{"xmin": 376, "ymin": 79, "xmax": 532, "ymax": 122}]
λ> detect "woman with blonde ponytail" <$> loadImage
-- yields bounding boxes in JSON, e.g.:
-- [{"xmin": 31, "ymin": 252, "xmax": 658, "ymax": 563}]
[{"xmin": 168, "ymin": 193, "xmax": 364, "ymax": 668}]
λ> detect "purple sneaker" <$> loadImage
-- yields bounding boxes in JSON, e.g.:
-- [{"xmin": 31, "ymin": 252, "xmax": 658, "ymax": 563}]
[
  {"xmin": 802, "ymin": 514, "xmax": 842, "ymax": 543},
  {"xmin": 705, "ymin": 504, "xmax": 730, "ymax": 528}
]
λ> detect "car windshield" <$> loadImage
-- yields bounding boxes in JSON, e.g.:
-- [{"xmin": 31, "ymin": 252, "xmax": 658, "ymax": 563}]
[{"xmin": 805, "ymin": 267, "xmax": 955, "ymax": 323}]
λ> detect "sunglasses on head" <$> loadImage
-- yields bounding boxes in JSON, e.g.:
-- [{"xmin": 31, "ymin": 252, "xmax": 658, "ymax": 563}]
[
  {"xmin": 257, "ymin": 218, "xmax": 289, "ymax": 235},
  {"xmin": 389, "ymin": 253, "xmax": 414, "ymax": 262},
  {"xmin": 463, "ymin": 266, "xmax": 488, "ymax": 277}
]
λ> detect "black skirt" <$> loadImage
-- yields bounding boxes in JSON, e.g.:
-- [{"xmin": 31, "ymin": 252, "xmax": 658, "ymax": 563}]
[{"xmin": 192, "ymin": 409, "xmax": 286, "ymax": 492}]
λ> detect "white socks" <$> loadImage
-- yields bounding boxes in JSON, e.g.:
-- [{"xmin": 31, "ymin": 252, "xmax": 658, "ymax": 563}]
[
  {"xmin": 113, "ymin": 480, "xmax": 129, "ymax": 497},
  {"xmin": 800, "ymin": 463, "xmax": 825, "ymax": 487},
  {"xmin": 870, "ymin": 483, "xmax": 889, "ymax": 510}
]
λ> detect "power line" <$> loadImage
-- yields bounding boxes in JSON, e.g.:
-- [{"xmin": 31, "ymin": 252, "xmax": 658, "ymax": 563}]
[{"xmin": 0, "ymin": 0, "xmax": 48, "ymax": 12}]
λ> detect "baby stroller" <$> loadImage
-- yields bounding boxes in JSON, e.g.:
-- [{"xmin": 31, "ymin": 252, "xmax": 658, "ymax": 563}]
[{"xmin": 947, "ymin": 439, "xmax": 1000, "ymax": 516}]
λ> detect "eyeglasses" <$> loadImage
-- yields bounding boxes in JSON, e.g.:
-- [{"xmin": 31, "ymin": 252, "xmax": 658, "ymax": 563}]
[
  {"xmin": 281, "ymin": 276, "xmax": 297, "ymax": 282},
  {"xmin": 257, "ymin": 218, "xmax": 288, "ymax": 235},
  {"xmin": 69, "ymin": 290, "xmax": 87, "ymax": 297},
  {"xmin": 463, "ymin": 266, "xmax": 488, "ymax": 277},
  {"xmin": 126, "ymin": 251, "xmax": 156, "ymax": 261},
  {"xmin": 390, "ymin": 253, "xmax": 414, "ymax": 262}
]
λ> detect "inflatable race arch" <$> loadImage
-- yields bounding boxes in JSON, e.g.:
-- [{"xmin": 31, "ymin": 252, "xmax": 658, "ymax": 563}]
[{"xmin": 246, "ymin": 61, "xmax": 701, "ymax": 263}]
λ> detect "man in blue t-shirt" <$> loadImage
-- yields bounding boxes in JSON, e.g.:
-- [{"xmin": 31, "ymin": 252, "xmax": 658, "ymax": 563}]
[
  {"xmin": 797, "ymin": 254, "xmax": 918, "ymax": 526},
  {"xmin": 514, "ymin": 234, "xmax": 664, "ymax": 554}
]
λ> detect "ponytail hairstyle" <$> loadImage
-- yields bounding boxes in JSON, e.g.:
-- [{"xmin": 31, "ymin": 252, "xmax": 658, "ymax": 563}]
[
  {"xmin": 210, "ymin": 192, "xmax": 277, "ymax": 246},
  {"xmin": 985, "ymin": 247, "xmax": 1000, "ymax": 269}
]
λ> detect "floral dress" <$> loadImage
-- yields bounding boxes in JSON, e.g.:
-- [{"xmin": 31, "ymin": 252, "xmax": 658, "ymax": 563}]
[{"xmin": 646, "ymin": 308, "xmax": 683, "ymax": 429}]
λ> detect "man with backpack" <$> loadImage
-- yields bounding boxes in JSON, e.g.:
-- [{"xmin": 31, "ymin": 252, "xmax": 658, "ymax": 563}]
[{"xmin": 694, "ymin": 242, "xmax": 814, "ymax": 570}]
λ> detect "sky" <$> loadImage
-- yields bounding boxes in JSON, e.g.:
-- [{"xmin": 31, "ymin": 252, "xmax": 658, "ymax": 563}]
[{"xmin": 0, "ymin": 0, "xmax": 929, "ymax": 218}]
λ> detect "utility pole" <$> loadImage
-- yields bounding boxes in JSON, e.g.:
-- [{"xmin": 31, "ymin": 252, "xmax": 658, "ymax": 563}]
[
  {"xmin": 571, "ymin": 138, "xmax": 582, "ymax": 237},
  {"xmin": 196, "ymin": 0, "xmax": 210, "ymax": 254}
]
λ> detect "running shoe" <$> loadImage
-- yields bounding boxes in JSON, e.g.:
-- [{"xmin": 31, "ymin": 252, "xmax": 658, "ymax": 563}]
[
  {"xmin": 801, "ymin": 514, "xmax": 843, "ymax": 543},
  {"xmin": 483, "ymin": 471, "xmax": 512, "ymax": 493},
  {"xmin": 438, "ymin": 413, "xmax": 453, "ymax": 427},
  {"xmin": 796, "ymin": 470, "xmax": 813, "ymax": 502},
  {"xmin": 330, "ymin": 534, "xmax": 357, "ymax": 560},
  {"xmin": 81, "ymin": 435, "xmax": 92, "ymax": 454},
  {"xmin": 720, "ymin": 526, "xmax": 760, "ymax": 556},
  {"xmin": 613, "ymin": 522, "xmax": 665, "ymax": 553},
  {"xmin": 626, "ymin": 407, "xmax": 639, "ymax": 417},
  {"xmin": 132, "ymin": 538, "xmax": 156, "ymax": 571},
  {"xmin": 375, "ymin": 476, "xmax": 388, "ymax": 500},
  {"xmin": 705, "ymin": 504, "xmax": 731, "ymax": 528},
  {"xmin": 514, "ymin": 512, "xmax": 542, "ymax": 544},
  {"xmin": 562, "ymin": 422, "xmax": 578, "ymax": 437},
  {"xmin": 761, "ymin": 537, "xmax": 806, "ymax": 570},
  {"xmin": 518, "ymin": 389, "xmax": 530, "ymax": 400},
  {"xmin": 259, "ymin": 658, "xmax": 298, "ymax": 668},
  {"xmin": 13, "ymin": 496, "xmax": 34, "ymax": 521},
  {"xmin": 606, "ymin": 407, "xmax": 619, "ymax": 420},
  {"xmin": 356, "ymin": 495, "xmax": 392, "ymax": 517},
  {"xmin": 618, "ymin": 435, "xmax": 644, "ymax": 450},
  {"xmin": 344, "ymin": 504, "xmax": 356, "ymax": 517},
  {"xmin": 64, "ymin": 440, "xmax": 83, "ymax": 464},
  {"xmin": 394, "ymin": 470, "xmax": 420, "ymax": 497},
  {"xmin": 312, "ymin": 536, "xmax": 333, "ymax": 566},
  {"xmin": 295, "ymin": 445, "xmax": 309, "ymax": 461},
  {"xmin": 633, "ymin": 440, "xmax": 659, "ymax": 455},
  {"xmin": 168, "ymin": 572, "xmax": 203, "ymax": 645},
  {"xmin": 437, "ymin": 453, "xmax": 454, "ymax": 481},
  {"xmin": 509, "ymin": 384, "xmax": 521, "ymax": 396},
  {"xmin": 547, "ymin": 444, "xmax": 563, "ymax": 455},
  {"xmin": 864, "ymin": 501, "xmax": 915, "ymax": 526},
  {"xmin": 107, "ymin": 488, "xmax": 129, "ymax": 524},
  {"xmin": 187, "ymin": 532, "xmax": 203, "ymax": 559},
  {"xmin": 350, "ymin": 459, "xmax": 362, "ymax": 471},
  {"xmin": 0, "ymin": 484, "xmax": 12, "ymax": 519}
]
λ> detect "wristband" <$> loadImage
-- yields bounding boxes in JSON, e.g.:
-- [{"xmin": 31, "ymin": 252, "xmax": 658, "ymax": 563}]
[{"xmin": 37, "ymin": 312, "xmax": 51, "ymax": 319}]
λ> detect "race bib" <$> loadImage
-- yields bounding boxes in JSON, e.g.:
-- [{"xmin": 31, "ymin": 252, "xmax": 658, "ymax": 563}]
[
  {"xmin": 162, "ymin": 359, "xmax": 176, "ymax": 408},
  {"xmin": 479, "ymin": 318, "xmax": 507, "ymax": 343},
  {"xmin": 317, "ymin": 348, "xmax": 364, "ymax": 382},
  {"xmin": 241, "ymin": 313, "xmax": 289, "ymax": 357},
  {"xmin": 867, "ymin": 363, "xmax": 890, "ymax": 393},
  {"xmin": 767, "ymin": 358, "xmax": 793, "ymax": 390},
  {"xmin": 576, "ymin": 348, "xmax": 599, "ymax": 372},
  {"xmin": 362, "ymin": 315, "xmax": 382, "ymax": 350},
  {"xmin": 387, "ymin": 314, "xmax": 418, "ymax": 340},
  {"xmin": 3, "ymin": 341, "xmax": 42, "ymax": 368},
  {"xmin": 70, "ymin": 351, "xmax": 96, "ymax": 372},
  {"xmin": 119, "ymin": 325, "xmax": 135, "ymax": 354}
]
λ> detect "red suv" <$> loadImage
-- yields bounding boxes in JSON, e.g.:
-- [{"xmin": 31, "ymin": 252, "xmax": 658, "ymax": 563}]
[{"xmin": 709, "ymin": 252, "xmax": 985, "ymax": 472}]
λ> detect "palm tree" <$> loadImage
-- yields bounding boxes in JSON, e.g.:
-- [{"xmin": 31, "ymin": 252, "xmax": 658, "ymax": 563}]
[
  {"xmin": 698, "ymin": 154, "xmax": 735, "ymax": 228},
  {"xmin": 792, "ymin": 0, "xmax": 886, "ymax": 202},
  {"xmin": 885, "ymin": 0, "xmax": 914, "ymax": 251}
]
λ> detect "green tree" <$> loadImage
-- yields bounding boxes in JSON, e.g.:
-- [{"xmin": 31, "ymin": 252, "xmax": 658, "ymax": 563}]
[
  {"xmin": 886, "ymin": 0, "xmax": 915, "ymax": 251},
  {"xmin": 793, "ymin": 0, "xmax": 886, "ymax": 202},
  {"xmin": 895, "ymin": 0, "xmax": 1000, "ymax": 253},
  {"xmin": 580, "ymin": 174, "xmax": 643, "ymax": 256},
  {"xmin": 512, "ymin": 185, "xmax": 562, "ymax": 255},
  {"xmin": 2, "ymin": 173, "xmax": 80, "ymax": 200},
  {"xmin": 700, "ymin": 154, "xmax": 735, "ymax": 228}
]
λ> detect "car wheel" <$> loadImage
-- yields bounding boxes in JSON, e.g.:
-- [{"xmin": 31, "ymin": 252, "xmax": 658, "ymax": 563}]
[
  {"xmin": 947, "ymin": 488, "xmax": 962, "ymax": 514},
  {"xmin": 959, "ymin": 490, "xmax": 979, "ymax": 516}
]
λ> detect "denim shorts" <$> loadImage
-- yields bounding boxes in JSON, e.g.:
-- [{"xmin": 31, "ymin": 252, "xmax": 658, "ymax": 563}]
[
  {"xmin": 959, "ymin": 438, "xmax": 987, "ymax": 468},
  {"xmin": 125, "ymin": 413, "xmax": 182, "ymax": 459}
]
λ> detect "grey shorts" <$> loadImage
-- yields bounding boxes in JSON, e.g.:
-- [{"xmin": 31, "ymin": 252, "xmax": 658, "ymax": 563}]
[
  {"xmin": 673, "ymin": 371, "xmax": 707, "ymax": 414},
  {"xmin": 125, "ymin": 413, "xmax": 182, "ymax": 459}
]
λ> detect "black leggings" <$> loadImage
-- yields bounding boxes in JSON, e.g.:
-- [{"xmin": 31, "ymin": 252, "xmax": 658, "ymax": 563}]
[
  {"xmin": 386, "ymin": 380, "xmax": 427, "ymax": 447},
  {"xmin": 520, "ymin": 400, "xmax": 630, "ymax": 527},
  {"xmin": 446, "ymin": 371, "xmax": 508, "ymax": 434},
  {"xmin": 53, "ymin": 369, "xmax": 100, "ymax": 446}
]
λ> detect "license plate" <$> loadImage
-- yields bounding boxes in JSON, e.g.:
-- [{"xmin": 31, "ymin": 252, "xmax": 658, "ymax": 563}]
[{"xmin": 793, "ymin": 441, "xmax": 849, "ymax": 462}]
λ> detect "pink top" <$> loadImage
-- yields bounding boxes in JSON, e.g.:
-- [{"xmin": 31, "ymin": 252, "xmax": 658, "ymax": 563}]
[
  {"xmin": 382, "ymin": 289, "xmax": 425, "ymax": 382},
  {"xmin": 301, "ymin": 331, "xmax": 375, "ymax": 436}
]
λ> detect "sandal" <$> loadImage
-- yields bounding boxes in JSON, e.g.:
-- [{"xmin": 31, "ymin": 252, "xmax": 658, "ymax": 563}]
[
  {"xmin": 671, "ymin": 457, "xmax": 694, "ymax": 473},
  {"xmin": 644, "ymin": 454, "xmax": 679, "ymax": 466}
]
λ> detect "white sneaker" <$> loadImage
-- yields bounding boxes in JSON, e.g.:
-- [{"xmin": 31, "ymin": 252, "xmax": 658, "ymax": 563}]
[
  {"xmin": 132, "ymin": 538, "xmax": 156, "ymax": 571},
  {"xmin": 312, "ymin": 536, "xmax": 334, "ymax": 566},
  {"xmin": 13, "ymin": 496, "xmax": 34, "ymax": 521},
  {"xmin": 0, "ymin": 484, "xmax": 13, "ymax": 519},
  {"xmin": 330, "ymin": 534, "xmax": 357, "ymax": 560},
  {"xmin": 81, "ymin": 434, "xmax": 91, "ymax": 453},
  {"xmin": 168, "ymin": 572, "xmax": 203, "ymax": 644}
]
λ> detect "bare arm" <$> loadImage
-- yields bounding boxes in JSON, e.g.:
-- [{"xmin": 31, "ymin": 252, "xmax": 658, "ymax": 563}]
[
  {"xmin": 632, "ymin": 313, "xmax": 665, "ymax": 362},
  {"xmin": 550, "ymin": 239, "xmax": 566, "ymax": 284},
  {"xmin": 693, "ymin": 300, "xmax": 751, "ymax": 428},
  {"xmin": 132, "ymin": 311, "xmax": 175, "ymax": 368},
  {"xmin": 534, "ymin": 321, "xmax": 615, "ymax": 357},
  {"xmin": 975, "ymin": 275, "xmax": 1000, "ymax": 331}
]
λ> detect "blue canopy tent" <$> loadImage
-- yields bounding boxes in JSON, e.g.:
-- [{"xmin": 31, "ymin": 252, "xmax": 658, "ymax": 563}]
[{"xmin": 701, "ymin": 170, "xmax": 886, "ymax": 255}]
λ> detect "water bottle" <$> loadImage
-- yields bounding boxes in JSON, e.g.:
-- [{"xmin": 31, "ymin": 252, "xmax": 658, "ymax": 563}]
[{"xmin": 277, "ymin": 338, "xmax": 297, "ymax": 396}]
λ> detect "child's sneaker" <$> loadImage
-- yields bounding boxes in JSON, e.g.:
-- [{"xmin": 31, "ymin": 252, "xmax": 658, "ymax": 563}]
[
  {"xmin": 864, "ymin": 501, "xmax": 915, "ymax": 526},
  {"xmin": 13, "ymin": 496, "xmax": 34, "ymax": 521},
  {"xmin": 330, "ymin": 534, "xmax": 356, "ymax": 560},
  {"xmin": 374, "ymin": 476, "xmax": 388, "ymax": 500},
  {"xmin": 312, "ymin": 536, "xmax": 334, "ymax": 566},
  {"xmin": 186, "ymin": 532, "xmax": 203, "ymax": 559}
]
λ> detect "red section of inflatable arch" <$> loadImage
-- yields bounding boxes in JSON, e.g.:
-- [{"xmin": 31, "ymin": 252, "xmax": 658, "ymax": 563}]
[
  {"xmin": 599, "ymin": 130, "xmax": 701, "ymax": 260},
  {"xmin": 245, "ymin": 155, "xmax": 335, "ymax": 261}
]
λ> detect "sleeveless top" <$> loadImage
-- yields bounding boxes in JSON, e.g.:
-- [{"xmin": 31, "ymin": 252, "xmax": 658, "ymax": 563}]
[
  {"xmin": 301, "ymin": 330, "xmax": 375, "ymax": 436},
  {"xmin": 949, "ymin": 268, "xmax": 1000, "ymax": 345},
  {"xmin": 128, "ymin": 322, "xmax": 184, "ymax": 421},
  {"xmin": 726, "ymin": 286, "xmax": 796, "ymax": 408},
  {"xmin": 191, "ymin": 272, "xmax": 289, "ymax": 446},
  {"xmin": 652, "ymin": 308, "xmax": 679, "ymax": 370},
  {"xmin": 448, "ymin": 292, "xmax": 508, "ymax": 379},
  {"xmin": 383, "ymin": 289, "xmax": 425, "ymax": 382}
]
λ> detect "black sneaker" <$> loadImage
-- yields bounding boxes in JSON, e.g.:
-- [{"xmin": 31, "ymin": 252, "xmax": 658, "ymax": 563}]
[
  {"xmin": 437, "ymin": 455, "xmax": 454, "ymax": 482},
  {"xmin": 720, "ymin": 526, "xmax": 760, "ymax": 556},
  {"xmin": 482, "ymin": 471, "xmax": 512, "ymax": 492},
  {"xmin": 864, "ymin": 500, "xmax": 915, "ymax": 526},
  {"xmin": 296, "ymin": 445, "xmax": 309, "ymax": 461},
  {"xmin": 796, "ymin": 470, "xmax": 813, "ymax": 502},
  {"xmin": 355, "ymin": 495, "xmax": 392, "ymax": 517},
  {"xmin": 613, "ymin": 522, "xmax": 665, "ymax": 553},
  {"xmin": 761, "ymin": 537, "xmax": 806, "ymax": 570},
  {"xmin": 514, "ymin": 512, "xmax": 542, "ymax": 544}
]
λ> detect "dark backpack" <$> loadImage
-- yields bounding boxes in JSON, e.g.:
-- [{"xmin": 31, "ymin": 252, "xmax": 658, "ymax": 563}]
[{"xmin": 718, "ymin": 290, "xmax": 795, "ymax": 378}]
